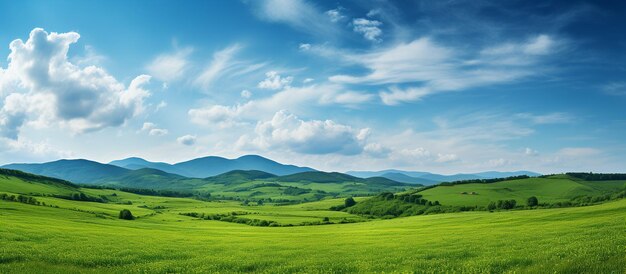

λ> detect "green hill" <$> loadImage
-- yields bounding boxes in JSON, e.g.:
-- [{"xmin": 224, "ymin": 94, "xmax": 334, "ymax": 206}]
[
  {"xmin": 275, "ymin": 171, "xmax": 362, "ymax": 183},
  {"xmin": 0, "ymin": 168, "xmax": 79, "ymax": 196},
  {"xmin": 0, "ymin": 175, "xmax": 623, "ymax": 272},
  {"xmin": 204, "ymin": 170, "xmax": 277, "ymax": 184},
  {"xmin": 3, "ymin": 159, "xmax": 129, "ymax": 184},
  {"xmin": 418, "ymin": 175, "xmax": 626, "ymax": 207}
]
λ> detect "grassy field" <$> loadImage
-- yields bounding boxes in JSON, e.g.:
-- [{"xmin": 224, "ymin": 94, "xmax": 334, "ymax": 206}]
[
  {"xmin": 1, "ymin": 171, "xmax": 625, "ymax": 272},
  {"xmin": 1, "ymin": 197, "xmax": 624, "ymax": 273},
  {"xmin": 419, "ymin": 175, "xmax": 626, "ymax": 206}
]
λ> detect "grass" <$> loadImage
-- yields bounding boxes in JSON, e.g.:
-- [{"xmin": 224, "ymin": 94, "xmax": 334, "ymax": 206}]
[
  {"xmin": 1, "ymin": 198, "xmax": 624, "ymax": 273},
  {"xmin": 1, "ymin": 171, "xmax": 625, "ymax": 272},
  {"xmin": 419, "ymin": 175, "xmax": 626, "ymax": 206}
]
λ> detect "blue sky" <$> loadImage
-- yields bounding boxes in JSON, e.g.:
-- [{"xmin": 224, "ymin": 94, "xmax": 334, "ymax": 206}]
[{"xmin": 0, "ymin": 0, "xmax": 624, "ymax": 174}]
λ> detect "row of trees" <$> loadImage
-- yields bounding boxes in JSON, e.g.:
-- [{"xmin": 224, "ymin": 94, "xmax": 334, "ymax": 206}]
[
  {"xmin": 0, "ymin": 193, "xmax": 42, "ymax": 206},
  {"xmin": 566, "ymin": 172, "xmax": 626, "ymax": 181}
]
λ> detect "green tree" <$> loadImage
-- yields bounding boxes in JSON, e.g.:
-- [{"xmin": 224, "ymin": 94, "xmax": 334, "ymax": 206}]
[
  {"xmin": 119, "ymin": 209, "xmax": 135, "ymax": 220},
  {"xmin": 344, "ymin": 197, "xmax": 356, "ymax": 207},
  {"xmin": 527, "ymin": 196, "xmax": 539, "ymax": 207},
  {"xmin": 487, "ymin": 201, "xmax": 496, "ymax": 211}
]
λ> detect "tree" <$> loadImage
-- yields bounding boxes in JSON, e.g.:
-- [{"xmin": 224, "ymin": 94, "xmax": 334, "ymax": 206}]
[
  {"xmin": 344, "ymin": 197, "xmax": 356, "ymax": 207},
  {"xmin": 119, "ymin": 209, "xmax": 135, "ymax": 220},
  {"xmin": 527, "ymin": 196, "xmax": 539, "ymax": 207},
  {"xmin": 257, "ymin": 199, "xmax": 264, "ymax": 206},
  {"xmin": 487, "ymin": 202, "xmax": 496, "ymax": 211}
]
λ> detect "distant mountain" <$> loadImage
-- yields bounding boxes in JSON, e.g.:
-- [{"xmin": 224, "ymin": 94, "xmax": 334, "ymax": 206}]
[
  {"xmin": 380, "ymin": 172, "xmax": 438, "ymax": 185},
  {"xmin": 93, "ymin": 168, "xmax": 200, "ymax": 189},
  {"xmin": 108, "ymin": 157, "xmax": 184, "ymax": 174},
  {"xmin": 171, "ymin": 155, "xmax": 314, "ymax": 177},
  {"xmin": 2, "ymin": 159, "xmax": 128, "ymax": 184},
  {"xmin": 347, "ymin": 170, "xmax": 541, "ymax": 185},
  {"xmin": 274, "ymin": 171, "xmax": 408, "ymax": 186},
  {"xmin": 473, "ymin": 171, "xmax": 542, "ymax": 178},
  {"xmin": 347, "ymin": 169, "xmax": 431, "ymax": 178}
]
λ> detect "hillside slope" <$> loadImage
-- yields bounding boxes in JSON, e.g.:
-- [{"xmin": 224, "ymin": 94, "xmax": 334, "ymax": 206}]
[
  {"xmin": 418, "ymin": 175, "xmax": 626, "ymax": 207},
  {"xmin": 3, "ymin": 159, "xmax": 129, "ymax": 184}
]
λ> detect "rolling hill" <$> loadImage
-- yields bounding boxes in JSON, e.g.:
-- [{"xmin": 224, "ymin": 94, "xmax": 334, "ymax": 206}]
[
  {"xmin": 2, "ymin": 159, "xmax": 129, "ymax": 184},
  {"xmin": 417, "ymin": 174, "xmax": 626, "ymax": 207},
  {"xmin": 1, "ymin": 168, "xmax": 624, "ymax": 273}
]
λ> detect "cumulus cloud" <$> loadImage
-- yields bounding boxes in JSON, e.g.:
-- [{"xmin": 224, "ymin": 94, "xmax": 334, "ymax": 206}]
[
  {"xmin": 258, "ymin": 71, "xmax": 293, "ymax": 90},
  {"xmin": 188, "ymin": 104, "xmax": 244, "ymax": 128},
  {"xmin": 0, "ymin": 28, "xmax": 151, "ymax": 139},
  {"xmin": 238, "ymin": 110, "xmax": 368, "ymax": 155},
  {"xmin": 352, "ymin": 18, "xmax": 383, "ymax": 42},
  {"xmin": 140, "ymin": 122, "xmax": 168, "ymax": 136},
  {"xmin": 177, "ymin": 134, "xmax": 197, "ymax": 146},
  {"xmin": 146, "ymin": 47, "xmax": 193, "ymax": 82},
  {"xmin": 363, "ymin": 143, "xmax": 391, "ymax": 158},
  {"xmin": 436, "ymin": 153, "xmax": 459, "ymax": 163},
  {"xmin": 0, "ymin": 138, "xmax": 74, "ymax": 162},
  {"xmin": 328, "ymin": 35, "xmax": 559, "ymax": 105},
  {"xmin": 241, "ymin": 89, "xmax": 252, "ymax": 99}
]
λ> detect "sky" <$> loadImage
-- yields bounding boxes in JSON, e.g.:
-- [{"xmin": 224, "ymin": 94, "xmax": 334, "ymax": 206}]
[{"xmin": 0, "ymin": 0, "xmax": 625, "ymax": 174}]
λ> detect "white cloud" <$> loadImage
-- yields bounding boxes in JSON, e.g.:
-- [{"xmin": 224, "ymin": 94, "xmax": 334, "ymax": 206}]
[
  {"xmin": 193, "ymin": 44, "xmax": 241, "ymax": 91},
  {"xmin": 146, "ymin": 47, "xmax": 193, "ymax": 82},
  {"xmin": 238, "ymin": 110, "xmax": 368, "ymax": 155},
  {"xmin": 326, "ymin": 8, "xmax": 345, "ymax": 23},
  {"xmin": 0, "ymin": 138, "xmax": 74, "ymax": 162},
  {"xmin": 436, "ymin": 153, "xmax": 459, "ymax": 163},
  {"xmin": 188, "ymin": 104, "xmax": 244, "ymax": 128},
  {"xmin": 177, "ymin": 134, "xmax": 197, "ymax": 146},
  {"xmin": 558, "ymin": 147, "xmax": 600, "ymax": 157},
  {"xmin": 303, "ymin": 78, "xmax": 314, "ymax": 83},
  {"xmin": 155, "ymin": 100, "xmax": 167, "ymax": 112},
  {"xmin": 516, "ymin": 112, "xmax": 572, "ymax": 124},
  {"xmin": 525, "ymin": 147, "xmax": 539, "ymax": 156},
  {"xmin": 140, "ymin": 122, "xmax": 168, "ymax": 136},
  {"xmin": 299, "ymin": 43, "xmax": 311, "ymax": 51},
  {"xmin": 352, "ymin": 18, "xmax": 383, "ymax": 42},
  {"xmin": 241, "ymin": 89, "xmax": 252, "ymax": 99},
  {"xmin": 487, "ymin": 158, "xmax": 512, "ymax": 167},
  {"xmin": 363, "ymin": 143, "xmax": 391, "ymax": 158},
  {"xmin": 327, "ymin": 35, "xmax": 559, "ymax": 104},
  {"xmin": 380, "ymin": 86, "xmax": 431, "ymax": 105},
  {"xmin": 258, "ymin": 71, "xmax": 293, "ymax": 90},
  {"xmin": 188, "ymin": 83, "xmax": 374, "ymax": 128},
  {"xmin": 251, "ymin": 0, "xmax": 338, "ymax": 37},
  {"xmin": 0, "ymin": 28, "xmax": 151, "ymax": 139}
]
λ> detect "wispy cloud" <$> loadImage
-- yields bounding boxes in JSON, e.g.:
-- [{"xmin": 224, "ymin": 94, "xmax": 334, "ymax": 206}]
[
  {"xmin": 250, "ymin": 0, "xmax": 339, "ymax": 37},
  {"xmin": 146, "ymin": 47, "xmax": 193, "ymax": 82},
  {"xmin": 193, "ymin": 44, "xmax": 242, "ymax": 91},
  {"xmin": 326, "ymin": 35, "xmax": 560, "ymax": 105}
]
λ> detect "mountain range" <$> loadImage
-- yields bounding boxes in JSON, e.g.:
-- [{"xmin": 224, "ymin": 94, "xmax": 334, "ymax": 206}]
[
  {"xmin": 108, "ymin": 155, "xmax": 314, "ymax": 177},
  {"xmin": 346, "ymin": 169, "xmax": 541, "ymax": 185},
  {"xmin": 2, "ymin": 155, "xmax": 541, "ymax": 188}
]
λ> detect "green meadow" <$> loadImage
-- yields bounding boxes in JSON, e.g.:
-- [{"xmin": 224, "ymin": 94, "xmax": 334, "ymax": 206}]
[{"xmin": 1, "ymin": 170, "xmax": 625, "ymax": 273}]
